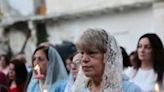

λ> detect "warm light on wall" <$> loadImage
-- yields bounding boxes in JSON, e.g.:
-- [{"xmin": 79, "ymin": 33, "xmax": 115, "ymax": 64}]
[{"xmin": 36, "ymin": 0, "xmax": 46, "ymax": 15}]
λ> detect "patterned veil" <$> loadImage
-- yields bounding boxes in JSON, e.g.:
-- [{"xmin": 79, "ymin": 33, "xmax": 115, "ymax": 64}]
[
  {"xmin": 102, "ymin": 32, "xmax": 123, "ymax": 92},
  {"xmin": 71, "ymin": 28, "xmax": 123, "ymax": 92}
]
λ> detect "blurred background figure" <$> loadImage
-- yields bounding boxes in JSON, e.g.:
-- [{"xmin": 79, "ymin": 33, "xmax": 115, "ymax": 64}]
[
  {"xmin": 70, "ymin": 53, "xmax": 82, "ymax": 81},
  {"xmin": 13, "ymin": 52, "xmax": 33, "ymax": 90},
  {"xmin": 0, "ymin": 71, "xmax": 8, "ymax": 92},
  {"xmin": 55, "ymin": 41, "xmax": 77, "ymax": 74},
  {"xmin": 0, "ymin": 54, "xmax": 9, "ymax": 75},
  {"xmin": 124, "ymin": 51, "xmax": 140, "ymax": 79},
  {"xmin": 129, "ymin": 51, "xmax": 139, "ymax": 69},
  {"xmin": 64, "ymin": 54, "xmax": 74, "ymax": 74},
  {"xmin": 125, "ymin": 33, "xmax": 164, "ymax": 91},
  {"xmin": 120, "ymin": 47, "xmax": 142, "ymax": 92},
  {"xmin": 54, "ymin": 52, "xmax": 82, "ymax": 92},
  {"xmin": 27, "ymin": 46, "xmax": 68, "ymax": 92},
  {"xmin": 120, "ymin": 46, "xmax": 131, "ymax": 70},
  {"xmin": 8, "ymin": 59, "xmax": 28, "ymax": 92}
]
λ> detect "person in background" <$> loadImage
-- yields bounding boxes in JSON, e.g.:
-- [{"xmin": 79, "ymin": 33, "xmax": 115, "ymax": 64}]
[
  {"xmin": 8, "ymin": 59, "xmax": 28, "ymax": 92},
  {"xmin": 55, "ymin": 41, "xmax": 77, "ymax": 74},
  {"xmin": 125, "ymin": 33, "xmax": 164, "ymax": 91},
  {"xmin": 124, "ymin": 51, "xmax": 139, "ymax": 79},
  {"xmin": 14, "ymin": 52, "xmax": 32, "ymax": 91},
  {"xmin": 27, "ymin": 46, "xmax": 68, "ymax": 92},
  {"xmin": 0, "ymin": 71, "xmax": 9, "ymax": 92},
  {"xmin": 65, "ymin": 55, "xmax": 74, "ymax": 74},
  {"xmin": 71, "ymin": 28, "xmax": 141, "ymax": 92},
  {"xmin": 54, "ymin": 52, "xmax": 82, "ymax": 92},
  {"xmin": 120, "ymin": 47, "xmax": 131, "ymax": 69},
  {"xmin": 129, "ymin": 51, "xmax": 139, "ymax": 69},
  {"xmin": 0, "ymin": 54, "xmax": 9, "ymax": 75}
]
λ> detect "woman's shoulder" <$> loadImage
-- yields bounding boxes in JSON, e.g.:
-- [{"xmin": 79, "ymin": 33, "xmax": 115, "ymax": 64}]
[
  {"xmin": 123, "ymin": 67, "xmax": 137, "ymax": 79},
  {"xmin": 52, "ymin": 80, "xmax": 68, "ymax": 92},
  {"xmin": 123, "ymin": 80, "xmax": 142, "ymax": 92},
  {"xmin": 26, "ymin": 78, "xmax": 39, "ymax": 92},
  {"xmin": 55, "ymin": 80, "xmax": 68, "ymax": 85},
  {"xmin": 124, "ymin": 67, "xmax": 136, "ymax": 73}
]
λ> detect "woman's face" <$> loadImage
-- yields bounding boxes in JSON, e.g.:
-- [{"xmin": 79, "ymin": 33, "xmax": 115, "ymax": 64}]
[
  {"xmin": 71, "ymin": 53, "xmax": 82, "ymax": 80},
  {"xmin": 8, "ymin": 63, "xmax": 16, "ymax": 80},
  {"xmin": 33, "ymin": 50, "xmax": 48, "ymax": 75},
  {"xmin": 65, "ymin": 59, "xmax": 72, "ymax": 72},
  {"xmin": 129, "ymin": 55, "xmax": 136, "ymax": 67},
  {"xmin": 137, "ymin": 37, "xmax": 153, "ymax": 62},
  {"xmin": 81, "ymin": 49, "xmax": 104, "ymax": 78},
  {"xmin": 0, "ymin": 56, "xmax": 7, "ymax": 67}
]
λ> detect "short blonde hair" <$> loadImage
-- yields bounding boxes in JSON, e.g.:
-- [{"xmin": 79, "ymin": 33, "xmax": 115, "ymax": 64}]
[{"xmin": 76, "ymin": 28, "xmax": 108, "ymax": 53}]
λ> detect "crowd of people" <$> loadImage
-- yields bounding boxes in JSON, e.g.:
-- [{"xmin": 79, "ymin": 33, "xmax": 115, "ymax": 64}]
[{"xmin": 0, "ymin": 28, "xmax": 164, "ymax": 92}]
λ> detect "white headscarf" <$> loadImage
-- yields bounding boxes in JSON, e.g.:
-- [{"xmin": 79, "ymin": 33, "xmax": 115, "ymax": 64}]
[
  {"xmin": 71, "ymin": 29, "xmax": 123, "ymax": 92},
  {"xmin": 45, "ymin": 47, "xmax": 68, "ymax": 85}
]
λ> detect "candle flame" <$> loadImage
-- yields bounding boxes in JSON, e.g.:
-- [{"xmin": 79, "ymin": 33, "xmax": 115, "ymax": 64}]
[
  {"xmin": 43, "ymin": 89, "xmax": 48, "ymax": 92},
  {"xmin": 34, "ymin": 64, "xmax": 41, "ymax": 75},
  {"xmin": 34, "ymin": 64, "xmax": 40, "ymax": 71}
]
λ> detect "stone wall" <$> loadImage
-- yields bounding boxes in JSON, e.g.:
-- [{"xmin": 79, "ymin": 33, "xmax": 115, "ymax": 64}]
[
  {"xmin": 46, "ymin": 7, "xmax": 154, "ymax": 53},
  {"xmin": 153, "ymin": 1, "xmax": 164, "ymax": 44},
  {"xmin": 0, "ymin": 28, "xmax": 36, "ymax": 66},
  {"xmin": 45, "ymin": 0, "xmax": 154, "ymax": 14}
]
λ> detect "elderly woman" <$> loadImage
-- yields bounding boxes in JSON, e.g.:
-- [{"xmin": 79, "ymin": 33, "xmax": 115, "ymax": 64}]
[
  {"xmin": 71, "ymin": 28, "xmax": 141, "ymax": 92},
  {"xmin": 27, "ymin": 46, "xmax": 68, "ymax": 92}
]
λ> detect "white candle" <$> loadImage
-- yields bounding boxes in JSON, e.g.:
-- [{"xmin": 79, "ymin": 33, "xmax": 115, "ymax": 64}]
[
  {"xmin": 155, "ymin": 83, "xmax": 160, "ymax": 92},
  {"xmin": 43, "ymin": 89, "xmax": 48, "ymax": 92}
]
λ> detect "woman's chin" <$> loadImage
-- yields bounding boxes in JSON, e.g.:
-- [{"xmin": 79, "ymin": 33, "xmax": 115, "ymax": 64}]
[{"xmin": 84, "ymin": 72, "xmax": 93, "ymax": 77}]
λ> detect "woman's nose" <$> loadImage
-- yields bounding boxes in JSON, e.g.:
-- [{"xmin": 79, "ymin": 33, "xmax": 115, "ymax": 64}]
[
  {"xmin": 82, "ymin": 54, "xmax": 89, "ymax": 63},
  {"xmin": 140, "ymin": 47, "xmax": 145, "ymax": 53},
  {"xmin": 71, "ymin": 64, "xmax": 76, "ymax": 70}
]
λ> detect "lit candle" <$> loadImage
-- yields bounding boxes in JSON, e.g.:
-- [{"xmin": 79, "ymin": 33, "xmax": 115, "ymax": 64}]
[
  {"xmin": 154, "ymin": 83, "xmax": 160, "ymax": 92},
  {"xmin": 34, "ymin": 65, "xmax": 46, "ymax": 92},
  {"xmin": 43, "ymin": 89, "xmax": 48, "ymax": 92},
  {"xmin": 34, "ymin": 64, "xmax": 41, "ymax": 75}
]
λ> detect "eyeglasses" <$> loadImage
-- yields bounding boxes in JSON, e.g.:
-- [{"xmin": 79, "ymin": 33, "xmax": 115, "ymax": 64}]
[{"xmin": 71, "ymin": 59, "xmax": 81, "ymax": 67}]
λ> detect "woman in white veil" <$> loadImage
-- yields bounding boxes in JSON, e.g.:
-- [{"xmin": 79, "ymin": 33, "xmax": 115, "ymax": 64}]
[
  {"xmin": 71, "ymin": 28, "xmax": 123, "ymax": 92},
  {"xmin": 71, "ymin": 28, "xmax": 142, "ymax": 92},
  {"xmin": 27, "ymin": 46, "xmax": 68, "ymax": 92}
]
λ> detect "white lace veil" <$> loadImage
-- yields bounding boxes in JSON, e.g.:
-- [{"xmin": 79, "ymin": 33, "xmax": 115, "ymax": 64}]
[
  {"xmin": 102, "ymin": 32, "xmax": 123, "ymax": 92},
  {"xmin": 71, "ymin": 28, "xmax": 123, "ymax": 92}
]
